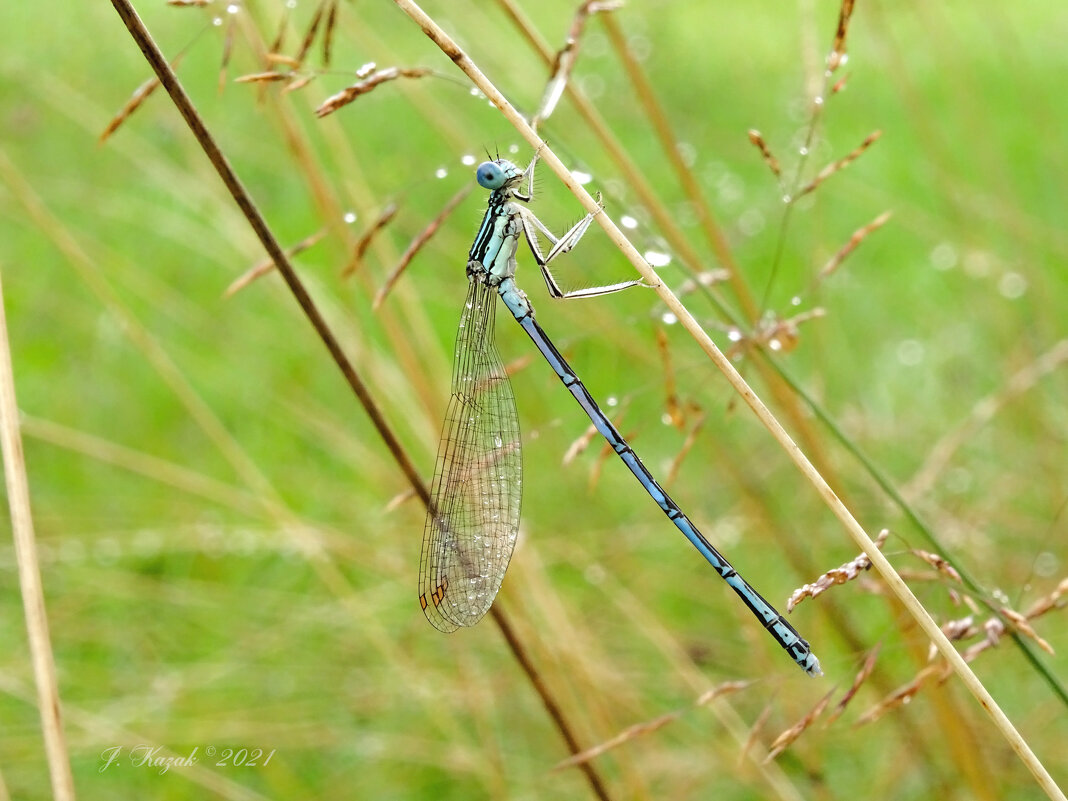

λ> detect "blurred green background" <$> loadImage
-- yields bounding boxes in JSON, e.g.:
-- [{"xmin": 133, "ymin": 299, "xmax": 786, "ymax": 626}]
[{"xmin": 1, "ymin": 0, "xmax": 1066, "ymax": 798}]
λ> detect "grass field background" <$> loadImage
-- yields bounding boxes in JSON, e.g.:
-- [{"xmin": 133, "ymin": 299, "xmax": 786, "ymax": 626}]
[{"xmin": 2, "ymin": 0, "xmax": 1067, "ymax": 798}]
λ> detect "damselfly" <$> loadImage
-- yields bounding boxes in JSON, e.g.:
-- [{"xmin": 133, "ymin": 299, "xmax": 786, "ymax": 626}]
[{"xmin": 419, "ymin": 153, "xmax": 821, "ymax": 676}]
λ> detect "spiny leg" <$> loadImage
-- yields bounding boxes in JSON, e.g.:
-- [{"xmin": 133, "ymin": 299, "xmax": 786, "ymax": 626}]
[{"xmin": 520, "ymin": 198, "xmax": 647, "ymax": 299}]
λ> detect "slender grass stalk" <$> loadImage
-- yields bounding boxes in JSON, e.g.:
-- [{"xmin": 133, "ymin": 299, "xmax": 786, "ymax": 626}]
[
  {"xmin": 0, "ymin": 270, "xmax": 76, "ymax": 800},
  {"xmin": 107, "ymin": 3, "xmax": 613, "ymax": 799},
  {"xmin": 390, "ymin": 2, "xmax": 1067, "ymax": 797}
]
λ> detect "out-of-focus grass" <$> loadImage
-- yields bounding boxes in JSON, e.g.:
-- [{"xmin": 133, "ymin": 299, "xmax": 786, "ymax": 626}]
[{"xmin": 1, "ymin": 0, "xmax": 1066, "ymax": 799}]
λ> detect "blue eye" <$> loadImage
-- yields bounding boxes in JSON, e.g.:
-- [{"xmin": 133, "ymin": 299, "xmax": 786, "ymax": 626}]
[{"xmin": 476, "ymin": 161, "xmax": 506, "ymax": 190}]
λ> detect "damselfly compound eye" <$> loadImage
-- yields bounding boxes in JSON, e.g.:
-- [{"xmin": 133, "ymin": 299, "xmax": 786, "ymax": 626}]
[{"xmin": 476, "ymin": 161, "xmax": 506, "ymax": 190}]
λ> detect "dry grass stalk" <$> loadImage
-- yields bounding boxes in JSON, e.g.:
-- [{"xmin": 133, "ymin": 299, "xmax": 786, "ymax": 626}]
[
  {"xmin": 827, "ymin": 0, "xmax": 856, "ymax": 72},
  {"xmin": 532, "ymin": 0, "xmax": 623, "ymax": 128},
  {"xmin": 219, "ymin": 14, "xmax": 235, "ymax": 93},
  {"xmin": 826, "ymin": 645, "xmax": 881, "ymax": 725},
  {"xmin": 665, "ymin": 409, "xmax": 705, "ymax": 487},
  {"xmin": 372, "ymin": 184, "xmax": 473, "ymax": 310},
  {"xmin": 797, "ymin": 130, "xmax": 881, "ymax": 199},
  {"xmin": 831, "ymin": 73, "xmax": 851, "ymax": 95},
  {"xmin": 167, "ymin": 0, "xmax": 212, "ymax": 6},
  {"xmin": 99, "ymin": 54, "xmax": 186, "ymax": 144},
  {"xmin": 0, "ymin": 274, "xmax": 76, "ymax": 799},
  {"xmin": 316, "ymin": 67, "xmax": 433, "ymax": 118},
  {"xmin": 818, "ymin": 210, "xmax": 892, "ymax": 281},
  {"xmin": 764, "ymin": 689, "xmax": 834, "ymax": 761},
  {"xmin": 554, "ymin": 680, "xmax": 753, "ymax": 771},
  {"xmin": 341, "ymin": 203, "xmax": 399, "ymax": 277},
  {"xmin": 746, "ymin": 129, "xmax": 781, "ymax": 178},
  {"xmin": 787, "ymin": 528, "xmax": 890, "ymax": 611},
  {"xmin": 224, "ymin": 229, "xmax": 327, "ymax": 297}
]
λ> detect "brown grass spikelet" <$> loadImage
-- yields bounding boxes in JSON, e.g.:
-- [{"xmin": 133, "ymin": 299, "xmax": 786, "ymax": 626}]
[
  {"xmin": 1000, "ymin": 608, "xmax": 1054, "ymax": 655},
  {"xmin": 372, "ymin": 184, "xmax": 472, "ymax": 310},
  {"xmin": 827, "ymin": 0, "xmax": 856, "ymax": 73},
  {"xmin": 1023, "ymin": 576, "xmax": 1068, "ymax": 618},
  {"xmin": 746, "ymin": 129, "xmax": 781, "ymax": 178},
  {"xmin": 224, "ymin": 229, "xmax": 327, "ymax": 297},
  {"xmin": 553, "ymin": 680, "xmax": 753, "ymax": 771},
  {"xmin": 726, "ymin": 308, "xmax": 827, "ymax": 360},
  {"xmin": 818, "ymin": 211, "xmax": 892, "ymax": 281},
  {"xmin": 294, "ymin": 0, "xmax": 328, "ymax": 66},
  {"xmin": 234, "ymin": 71, "xmax": 292, "ymax": 84},
  {"xmin": 787, "ymin": 528, "xmax": 890, "ymax": 611},
  {"xmin": 797, "ymin": 130, "xmax": 882, "ymax": 199},
  {"xmin": 664, "ymin": 408, "xmax": 705, "ymax": 487},
  {"xmin": 265, "ymin": 52, "xmax": 301, "ymax": 69},
  {"xmin": 856, "ymin": 663, "xmax": 952, "ymax": 727},
  {"xmin": 562, "ymin": 422, "xmax": 599, "ymax": 466},
  {"xmin": 764, "ymin": 689, "xmax": 834, "ymax": 761},
  {"xmin": 322, "ymin": 0, "xmax": 339, "ymax": 66},
  {"xmin": 100, "ymin": 53, "xmax": 186, "ymax": 144},
  {"xmin": 655, "ymin": 327, "xmax": 684, "ymax": 429},
  {"xmin": 909, "ymin": 549, "xmax": 963, "ymax": 584},
  {"xmin": 282, "ymin": 74, "xmax": 316, "ymax": 94},
  {"xmin": 825, "ymin": 645, "xmax": 881, "ymax": 725},
  {"xmin": 341, "ymin": 203, "xmax": 400, "ymax": 278},
  {"xmin": 533, "ymin": 0, "xmax": 623, "ymax": 128},
  {"xmin": 316, "ymin": 67, "xmax": 433, "ymax": 118}
]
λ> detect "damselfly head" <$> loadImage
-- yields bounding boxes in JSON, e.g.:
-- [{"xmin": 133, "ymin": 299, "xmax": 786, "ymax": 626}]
[{"xmin": 476, "ymin": 160, "xmax": 521, "ymax": 190}]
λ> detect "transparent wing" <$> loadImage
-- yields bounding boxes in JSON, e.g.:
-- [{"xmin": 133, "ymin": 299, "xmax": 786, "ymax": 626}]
[{"xmin": 419, "ymin": 279, "xmax": 522, "ymax": 631}]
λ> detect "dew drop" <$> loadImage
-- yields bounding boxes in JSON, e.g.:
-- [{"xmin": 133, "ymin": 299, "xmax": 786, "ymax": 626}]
[
  {"xmin": 644, "ymin": 250, "xmax": 672, "ymax": 268},
  {"xmin": 930, "ymin": 242, "xmax": 958, "ymax": 271},
  {"xmin": 997, "ymin": 271, "xmax": 1027, "ymax": 299},
  {"xmin": 661, "ymin": 311, "xmax": 677, "ymax": 325},
  {"xmin": 620, "ymin": 214, "xmax": 638, "ymax": 229},
  {"xmin": 461, "ymin": 154, "xmax": 476, "ymax": 166},
  {"xmin": 435, "ymin": 167, "xmax": 448, "ymax": 179},
  {"xmin": 343, "ymin": 211, "xmax": 357, "ymax": 224},
  {"xmin": 896, "ymin": 339, "xmax": 924, "ymax": 366},
  {"xmin": 572, "ymin": 169, "xmax": 593, "ymax": 185},
  {"xmin": 605, "ymin": 395, "xmax": 618, "ymax": 407}
]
